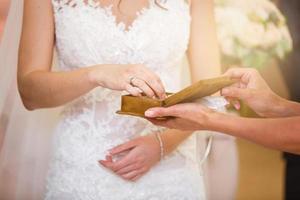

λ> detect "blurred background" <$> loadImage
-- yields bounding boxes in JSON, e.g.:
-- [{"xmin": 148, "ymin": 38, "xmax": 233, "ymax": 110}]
[{"xmin": 0, "ymin": 0, "xmax": 299, "ymax": 199}]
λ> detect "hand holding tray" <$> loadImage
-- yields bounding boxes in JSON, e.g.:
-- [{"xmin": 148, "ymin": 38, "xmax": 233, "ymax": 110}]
[{"xmin": 116, "ymin": 76, "xmax": 236, "ymax": 118}]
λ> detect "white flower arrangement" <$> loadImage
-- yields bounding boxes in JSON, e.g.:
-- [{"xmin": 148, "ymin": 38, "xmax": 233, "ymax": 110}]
[{"xmin": 215, "ymin": 0, "xmax": 293, "ymax": 68}]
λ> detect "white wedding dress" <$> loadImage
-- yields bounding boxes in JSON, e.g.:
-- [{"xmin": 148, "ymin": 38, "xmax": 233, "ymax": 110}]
[{"xmin": 46, "ymin": 0, "xmax": 206, "ymax": 199}]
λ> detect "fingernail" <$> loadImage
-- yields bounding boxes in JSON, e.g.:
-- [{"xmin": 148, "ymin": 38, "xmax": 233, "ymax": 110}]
[
  {"xmin": 234, "ymin": 102, "xmax": 240, "ymax": 110},
  {"xmin": 145, "ymin": 110, "xmax": 155, "ymax": 117}
]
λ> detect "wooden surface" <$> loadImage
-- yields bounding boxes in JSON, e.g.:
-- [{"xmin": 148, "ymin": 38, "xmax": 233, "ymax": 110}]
[{"xmin": 164, "ymin": 76, "xmax": 235, "ymax": 106}]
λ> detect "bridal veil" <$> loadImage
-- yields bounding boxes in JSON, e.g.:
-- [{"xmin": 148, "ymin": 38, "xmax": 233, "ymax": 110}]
[{"xmin": 0, "ymin": 0, "xmax": 61, "ymax": 199}]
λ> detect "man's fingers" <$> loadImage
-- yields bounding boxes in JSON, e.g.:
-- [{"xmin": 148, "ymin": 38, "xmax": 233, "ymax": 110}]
[
  {"xmin": 145, "ymin": 106, "xmax": 183, "ymax": 118},
  {"xmin": 146, "ymin": 103, "xmax": 201, "ymax": 119},
  {"xmin": 147, "ymin": 118, "xmax": 185, "ymax": 130},
  {"xmin": 224, "ymin": 68, "xmax": 261, "ymax": 87},
  {"xmin": 145, "ymin": 108, "xmax": 167, "ymax": 118},
  {"xmin": 221, "ymin": 87, "xmax": 250, "ymax": 100},
  {"xmin": 146, "ymin": 118, "xmax": 166, "ymax": 126},
  {"xmin": 224, "ymin": 67, "xmax": 256, "ymax": 79},
  {"xmin": 224, "ymin": 67, "xmax": 244, "ymax": 78}
]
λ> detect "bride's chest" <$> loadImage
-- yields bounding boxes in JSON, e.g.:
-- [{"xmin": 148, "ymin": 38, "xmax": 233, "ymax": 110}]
[{"xmin": 52, "ymin": 1, "xmax": 191, "ymax": 69}]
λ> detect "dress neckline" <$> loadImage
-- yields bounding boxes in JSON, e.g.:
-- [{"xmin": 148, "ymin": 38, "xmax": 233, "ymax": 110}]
[{"xmin": 97, "ymin": 1, "xmax": 155, "ymax": 33}]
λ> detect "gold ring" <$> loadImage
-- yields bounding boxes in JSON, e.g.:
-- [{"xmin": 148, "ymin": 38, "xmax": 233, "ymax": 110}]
[{"xmin": 129, "ymin": 76, "xmax": 137, "ymax": 85}]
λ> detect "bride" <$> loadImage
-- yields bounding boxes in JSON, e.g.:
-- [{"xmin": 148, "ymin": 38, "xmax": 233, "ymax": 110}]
[{"xmin": 0, "ymin": 0, "xmax": 227, "ymax": 199}]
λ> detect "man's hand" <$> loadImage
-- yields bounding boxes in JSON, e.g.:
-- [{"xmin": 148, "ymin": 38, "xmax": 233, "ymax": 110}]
[
  {"xmin": 145, "ymin": 67, "xmax": 300, "ymax": 131},
  {"xmin": 145, "ymin": 103, "xmax": 216, "ymax": 131},
  {"xmin": 221, "ymin": 68, "xmax": 285, "ymax": 118}
]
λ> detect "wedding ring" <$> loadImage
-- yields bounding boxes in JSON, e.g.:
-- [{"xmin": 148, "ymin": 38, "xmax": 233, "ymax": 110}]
[
  {"xmin": 128, "ymin": 76, "xmax": 145, "ymax": 94},
  {"xmin": 129, "ymin": 76, "xmax": 137, "ymax": 85},
  {"xmin": 129, "ymin": 76, "xmax": 144, "ymax": 86}
]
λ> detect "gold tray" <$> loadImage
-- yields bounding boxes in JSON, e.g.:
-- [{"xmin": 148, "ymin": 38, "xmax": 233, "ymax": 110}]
[{"xmin": 116, "ymin": 76, "xmax": 236, "ymax": 118}]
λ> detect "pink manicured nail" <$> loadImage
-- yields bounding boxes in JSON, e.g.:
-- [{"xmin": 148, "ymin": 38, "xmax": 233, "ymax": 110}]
[{"xmin": 234, "ymin": 102, "xmax": 241, "ymax": 110}]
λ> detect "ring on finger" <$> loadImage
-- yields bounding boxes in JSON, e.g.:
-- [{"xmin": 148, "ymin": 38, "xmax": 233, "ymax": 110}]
[
  {"xmin": 129, "ymin": 76, "xmax": 144, "ymax": 86},
  {"xmin": 129, "ymin": 76, "xmax": 137, "ymax": 85}
]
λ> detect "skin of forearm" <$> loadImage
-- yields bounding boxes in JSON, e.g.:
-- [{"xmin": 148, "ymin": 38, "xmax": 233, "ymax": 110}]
[
  {"xmin": 277, "ymin": 98, "xmax": 300, "ymax": 117},
  {"xmin": 17, "ymin": 66, "xmax": 99, "ymax": 110},
  {"xmin": 207, "ymin": 113, "xmax": 300, "ymax": 154},
  {"xmin": 159, "ymin": 129, "xmax": 193, "ymax": 155},
  {"xmin": 188, "ymin": 0, "xmax": 221, "ymax": 80},
  {"xmin": 161, "ymin": 0, "xmax": 223, "ymax": 156}
]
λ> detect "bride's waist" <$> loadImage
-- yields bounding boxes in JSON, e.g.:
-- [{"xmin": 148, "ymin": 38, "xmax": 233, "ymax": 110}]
[
  {"xmin": 58, "ymin": 94, "xmax": 159, "ymax": 139},
  {"xmin": 62, "ymin": 88, "xmax": 121, "ymax": 114}
]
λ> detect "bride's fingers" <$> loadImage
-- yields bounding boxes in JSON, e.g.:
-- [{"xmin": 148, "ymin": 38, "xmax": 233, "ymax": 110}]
[
  {"xmin": 98, "ymin": 159, "xmax": 113, "ymax": 168},
  {"xmin": 125, "ymin": 84, "xmax": 142, "ymax": 97},
  {"xmin": 147, "ymin": 80, "xmax": 166, "ymax": 99},
  {"xmin": 106, "ymin": 155, "xmax": 113, "ymax": 162},
  {"xmin": 116, "ymin": 163, "xmax": 141, "ymax": 175},
  {"xmin": 109, "ymin": 154, "xmax": 136, "ymax": 172},
  {"xmin": 145, "ymin": 75, "xmax": 166, "ymax": 99},
  {"xmin": 130, "ymin": 78, "xmax": 155, "ymax": 98},
  {"xmin": 130, "ymin": 174, "xmax": 143, "ymax": 182},
  {"xmin": 138, "ymin": 72, "xmax": 166, "ymax": 99},
  {"xmin": 109, "ymin": 141, "xmax": 137, "ymax": 156},
  {"xmin": 121, "ymin": 170, "xmax": 140, "ymax": 180},
  {"xmin": 122, "ymin": 167, "xmax": 148, "ymax": 181}
]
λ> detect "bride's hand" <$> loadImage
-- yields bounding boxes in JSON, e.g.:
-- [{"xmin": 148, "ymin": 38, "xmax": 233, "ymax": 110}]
[
  {"xmin": 89, "ymin": 64, "xmax": 166, "ymax": 99},
  {"xmin": 99, "ymin": 134, "xmax": 161, "ymax": 181}
]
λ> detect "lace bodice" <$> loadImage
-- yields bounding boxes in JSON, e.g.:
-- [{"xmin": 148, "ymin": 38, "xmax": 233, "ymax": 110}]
[
  {"xmin": 52, "ymin": 0, "xmax": 190, "ymax": 73},
  {"xmin": 46, "ymin": 1, "xmax": 206, "ymax": 199},
  {"xmin": 51, "ymin": 0, "xmax": 192, "ymax": 150}
]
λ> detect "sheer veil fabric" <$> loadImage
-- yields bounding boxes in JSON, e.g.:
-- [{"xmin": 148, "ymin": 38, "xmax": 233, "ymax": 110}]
[
  {"xmin": 0, "ymin": 0, "xmax": 226, "ymax": 199},
  {"xmin": 0, "ymin": 0, "xmax": 61, "ymax": 199}
]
